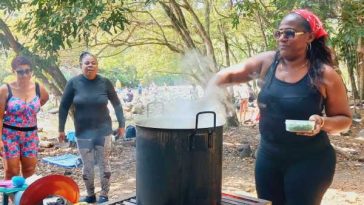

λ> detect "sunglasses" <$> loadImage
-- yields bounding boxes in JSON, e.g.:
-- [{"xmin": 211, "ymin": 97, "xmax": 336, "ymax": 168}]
[
  {"xmin": 83, "ymin": 61, "xmax": 98, "ymax": 66},
  {"xmin": 274, "ymin": 29, "xmax": 305, "ymax": 40},
  {"xmin": 16, "ymin": 68, "xmax": 33, "ymax": 76}
]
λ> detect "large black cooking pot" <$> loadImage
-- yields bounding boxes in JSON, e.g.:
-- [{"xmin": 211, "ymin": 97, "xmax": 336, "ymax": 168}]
[{"xmin": 136, "ymin": 111, "xmax": 224, "ymax": 205}]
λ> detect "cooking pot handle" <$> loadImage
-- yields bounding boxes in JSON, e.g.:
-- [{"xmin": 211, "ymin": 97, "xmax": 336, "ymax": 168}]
[
  {"xmin": 195, "ymin": 111, "xmax": 216, "ymax": 131},
  {"xmin": 193, "ymin": 111, "xmax": 216, "ymax": 149},
  {"xmin": 146, "ymin": 101, "xmax": 165, "ymax": 117}
]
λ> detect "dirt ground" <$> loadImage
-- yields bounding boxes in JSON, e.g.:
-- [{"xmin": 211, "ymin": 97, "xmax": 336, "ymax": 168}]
[{"xmin": 1, "ymin": 102, "xmax": 364, "ymax": 204}]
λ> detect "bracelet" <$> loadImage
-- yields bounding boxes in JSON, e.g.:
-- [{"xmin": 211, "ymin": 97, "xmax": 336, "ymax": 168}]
[{"xmin": 319, "ymin": 116, "xmax": 325, "ymax": 128}]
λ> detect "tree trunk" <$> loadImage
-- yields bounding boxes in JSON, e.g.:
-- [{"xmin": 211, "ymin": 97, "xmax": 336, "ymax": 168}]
[
  {"xmin": 219, "ymin": 23, "xmax": 239, "ymax": 127},
  {"xmin": 348, "ymin": 65, "xmax": 359, "ymax": 101},
  {"xmin": 0, "ymin": 18, "xmax": 67, "ymax": 95},
  {"xmin": 182, "ymin": 0, "xmax": 217, "ymax": 70},
  {"xmin": 255, "ymin": 10, "xmax": 268, "ymax": 50},
  {"xmin": 159, "ymin": 1, "xmax": 196, "ymax": 50},
  {"xmin": 357, "ymin": 37, "xmax": 364, "ymax": 100}
]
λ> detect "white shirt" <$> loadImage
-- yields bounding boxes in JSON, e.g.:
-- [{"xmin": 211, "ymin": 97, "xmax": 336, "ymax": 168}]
[{"xmin": 233, "ymin": 84, "xmax": 249, "ymax": 99}]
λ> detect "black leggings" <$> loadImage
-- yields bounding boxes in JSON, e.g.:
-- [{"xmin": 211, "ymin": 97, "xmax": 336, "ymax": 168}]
[{"xmin": 255, "ymin": 145, "xmax": 336, "ymax": 205}]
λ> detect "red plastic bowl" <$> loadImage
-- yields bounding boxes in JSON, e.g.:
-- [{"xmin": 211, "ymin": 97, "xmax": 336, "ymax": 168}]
[{"xmin": 20, "ymin": 174, "xmax": 79, "ymax": 205}]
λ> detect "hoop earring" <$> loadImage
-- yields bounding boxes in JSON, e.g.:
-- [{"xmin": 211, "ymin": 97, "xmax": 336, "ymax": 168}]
[{"xmin": 307, "ymin": 43, "xmax": 312, "ymax": 52}]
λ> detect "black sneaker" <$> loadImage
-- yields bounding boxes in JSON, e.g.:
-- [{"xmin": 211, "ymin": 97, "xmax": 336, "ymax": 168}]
[
  {"xmin": 79, "ymin": 195, "xmax": 96, "ymax": 203},
  {"xmin": 97, "ymin": 196, "xmax": 109, "ymax": 204}
]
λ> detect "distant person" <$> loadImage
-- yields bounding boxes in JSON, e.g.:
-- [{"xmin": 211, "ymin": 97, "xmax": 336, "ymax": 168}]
[
  {"xmin": 115, "ymin": 79, "xmax": 122, "ymax": 94},
  {"xmin": 210, "ymin": 9, "xmax": 352, "ymax": 205},
  {"xmin": 247, "ymin": 99, "xmax": 260, "ymax": 126},
  {"xmin": 245, "ymin": 83, "xmax": 258, "ymax": 124},
  {"xmin": 247, "ymin": 83, "xmax": 256, "ymax": 104},
  {"xmin": 138, "ymin": 83, "xmax": 143, "ymax": 95},
  {"xmin": 233, "ymin": 84, "xmax": 249, "ymax": 122},
  {"xmin": 123, "ymin": 88, "xmax": 134, "ymax": 103},
  {"xmin": 0, "ymin": 56, "xmax": 49, "ymax": 180},
  {"xmin": 58, "ymin": 51, "xmax": 125, "ymax": 204}
]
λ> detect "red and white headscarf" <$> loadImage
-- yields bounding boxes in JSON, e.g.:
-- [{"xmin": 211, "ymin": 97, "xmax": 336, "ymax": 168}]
[{"xmin": 292, "ymin": 9, "xmax": 328, "ymax": 39}]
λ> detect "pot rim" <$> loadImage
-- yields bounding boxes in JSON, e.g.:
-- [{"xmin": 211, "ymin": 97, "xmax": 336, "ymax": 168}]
[{"xmin": 135, "ymin": 118, "xmax": 225, "ymax": 130}]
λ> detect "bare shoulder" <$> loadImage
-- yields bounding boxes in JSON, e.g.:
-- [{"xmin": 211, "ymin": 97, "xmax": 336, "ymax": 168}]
[
  {"xmin": 0, "ymin": 84, "xmax": 9, "ymax": 104},
  {"xmin": 259, "ymin": 51, "xmax": 277, "ymax": 67},
  {"xmin": 320, "ymin": 64, "xmax": 346, "ymax": 99},
  {"xmin": 243, "ymin": 51, "xmax": 276, "ymax": 73},
  {"xmin": 38, "ymin": 83, "xmax": 46, "ymax": 90},
  {"xmin": 0, "ymin": 84, "xmax": 8, "ymax": 95},
  {"xmin": 322, "ymin": 65, "xmax": 342, "ymax": 84},
  {"xmin": 248, "ymin": 51, "xmax": 276, "ymax": 64},
  {"xmin": 255, "ymin": 51, "xmax": 277, "ymax": 60},
  {"xmin": 36, "ymin": 83, "xmax": 49, "ymax": 105},
  {"xmin": 254, "ymin": 51, "xmax": 277, "ymax": 76}
]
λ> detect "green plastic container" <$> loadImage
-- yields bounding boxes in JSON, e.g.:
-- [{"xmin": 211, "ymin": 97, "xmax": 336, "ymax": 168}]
[{"xmin": 285, "ymin": 120, "xmax": 315, "ymax": 132}]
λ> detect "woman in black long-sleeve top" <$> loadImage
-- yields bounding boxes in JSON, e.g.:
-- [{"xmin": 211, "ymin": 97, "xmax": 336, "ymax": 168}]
[{"xmin": 58, "ymin": 51, "xmax": 125, "ymax": 204}]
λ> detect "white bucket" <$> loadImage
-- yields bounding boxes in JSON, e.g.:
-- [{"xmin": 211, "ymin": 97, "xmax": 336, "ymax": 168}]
[{"xmin": 14, "ymin": 191, "xmax": 24, "ymax": 205}]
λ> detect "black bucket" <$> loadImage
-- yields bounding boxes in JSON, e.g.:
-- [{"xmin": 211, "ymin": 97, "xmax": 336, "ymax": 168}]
[{"xmin": 136, "ymin": 111, "xmax": 223, "ymax": 205}]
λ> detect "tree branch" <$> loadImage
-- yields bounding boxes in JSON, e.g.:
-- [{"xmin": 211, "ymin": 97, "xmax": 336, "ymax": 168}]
[
  {"xmin": 0, "ymin": 18, "xmax": 67, "ymax": 94},
  {"xmin": 96, "ymin": 39, "xmax": 184, "ymax": 55},
  {"xmin": 159, "ymin": 1, "xmax": 195, "ymax": 49},
  {"xmin": 204, "ymin": 0, "xmax": 211, "ymax": 36},
  {"xmin": 219, "ymin": 22, "xmax": 230, "ymax": 66},
  {"xmin": 170, "ymin": 0, "xmax": 188, "ymax": 30},
  {"xmin": 181, "ymin": 0, "xmax": 217, "ymax": 70},
  {"xmin": 0, "ymin": 18, "xmax": 22, "ymax": 51}
]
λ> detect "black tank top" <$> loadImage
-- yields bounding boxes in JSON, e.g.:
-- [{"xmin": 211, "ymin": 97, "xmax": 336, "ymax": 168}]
[{"xmin": 258, "ymin": 53, "xmax": 330, "ymax": 158}]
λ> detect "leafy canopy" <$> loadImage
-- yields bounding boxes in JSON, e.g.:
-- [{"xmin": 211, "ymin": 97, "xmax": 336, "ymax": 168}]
[{"xmin": 16, "ymin": 0, "xmax": 129, "ymax": 55}]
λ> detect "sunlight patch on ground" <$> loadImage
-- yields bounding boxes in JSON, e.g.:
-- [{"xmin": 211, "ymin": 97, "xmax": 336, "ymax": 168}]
[{"xmin": 322, "ymin": 188, "xmax": 363, "ymax": 205}]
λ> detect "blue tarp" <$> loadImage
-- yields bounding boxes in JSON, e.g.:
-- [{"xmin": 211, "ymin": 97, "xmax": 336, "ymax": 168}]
[{"xmin": 42, "ymin": 154, "xmax": 82, "ymax": 168}]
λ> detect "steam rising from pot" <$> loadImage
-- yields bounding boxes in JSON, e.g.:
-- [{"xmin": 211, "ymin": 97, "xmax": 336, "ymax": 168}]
[{"xmin": 136, "ymin": 50, "xmax": 228, "ymax": 129}]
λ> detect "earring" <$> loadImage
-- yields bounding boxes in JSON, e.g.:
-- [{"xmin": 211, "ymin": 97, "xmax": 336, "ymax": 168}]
[{"xmin": 307, "ymin": 43, "xmax": 312, "ymax": 52}]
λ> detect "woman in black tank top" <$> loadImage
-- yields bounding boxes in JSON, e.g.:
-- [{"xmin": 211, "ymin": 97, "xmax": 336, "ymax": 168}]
[{"xmin": 210, "ymin": 9, "xmax": 351, "ymax": 205}]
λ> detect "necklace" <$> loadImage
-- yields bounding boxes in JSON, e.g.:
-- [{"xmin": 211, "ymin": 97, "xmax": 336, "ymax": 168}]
[{"xmin": 279, "ymin": 60, "xmax": 309, "ymax": 72}]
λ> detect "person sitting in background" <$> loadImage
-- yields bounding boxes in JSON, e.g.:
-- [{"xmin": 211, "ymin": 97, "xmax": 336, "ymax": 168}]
[
  {"xmin": 210, "ymin": 9, "xmax": 351, "ymax": 205},
  {"xmin": 123, "ymin": 88, "xmax": 134, "ymax": 103},
  {"xmin": 58, "ymin": 51, "xmax": 125, "ymax": 204},
  {"xmin": 0, "ymin": 56, "xmax": 49, "ymax": 180}
]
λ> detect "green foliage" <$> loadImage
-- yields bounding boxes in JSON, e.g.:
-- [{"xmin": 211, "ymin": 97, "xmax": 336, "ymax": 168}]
[
  {"xmin": 232, "ymin": 0, "xmax": 301, "ymax": 50},
  {"xmin": 0, "ymin": 68, "xmax": 12, "ymax": 84},
  {"xmin": 99, "ymin": 66, "xmax": 138, "ymax": 88},
  {"xmin": 232, "ymin": 0, "xmax": 342, "ymax": 52},
  {"xmin": 16, "ymin": 0, "xmax": 129, "ymax": 55},
  {"xmin": 332, "ymin": 0, "xmax": 363, "ymax": 70},
  {"xmin": 0, "ymin": 0, "xmax": 23, "ymax": 14},
  {"xmin": 97, "ymin": 43, "xmax": 181, "ymax": 84},
  {"xmin": 151, "ymin": 74, "xmax": 186, "ymax": 86},
  {"xmin": 2, "ymin": 0, "xmax": 361, "ymax": 96}
]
